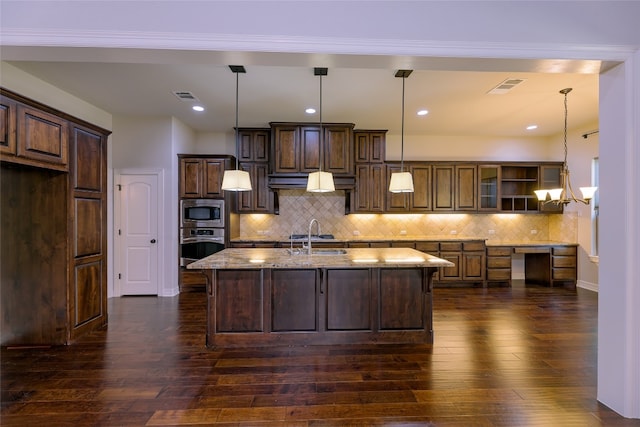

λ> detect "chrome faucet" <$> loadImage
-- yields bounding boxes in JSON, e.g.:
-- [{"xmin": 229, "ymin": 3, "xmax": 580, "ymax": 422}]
[{"xmin": 308, "ymin": 218, "xmax": 321, "ymax": 255}]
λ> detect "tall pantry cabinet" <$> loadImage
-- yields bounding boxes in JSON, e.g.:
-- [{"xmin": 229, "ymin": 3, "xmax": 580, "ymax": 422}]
[{"xmin": 0, "ymin": 88, "xmax": 110, "ymax": 346}]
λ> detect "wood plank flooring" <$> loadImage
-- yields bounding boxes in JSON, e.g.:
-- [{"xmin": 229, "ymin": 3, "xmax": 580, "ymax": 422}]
[{"xmin": 3, "ymin": 283, "xmax": 639, "ymax": 426}]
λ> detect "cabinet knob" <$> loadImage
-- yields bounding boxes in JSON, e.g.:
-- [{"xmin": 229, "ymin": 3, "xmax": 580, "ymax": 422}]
[{"xmin": 150, "ymin": 239, "xmax": 157, "ymax": 244}]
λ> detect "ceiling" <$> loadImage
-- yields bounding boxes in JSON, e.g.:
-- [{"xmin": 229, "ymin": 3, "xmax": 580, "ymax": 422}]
[{"xmin": 6, "ymin": 54, "xmax": 600, "ymax": 139}]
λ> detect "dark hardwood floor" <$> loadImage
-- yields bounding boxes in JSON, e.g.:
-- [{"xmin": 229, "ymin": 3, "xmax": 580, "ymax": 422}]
[{"xmin": 2, "ymin": 282, "xmax": 639, "ymax": 426}]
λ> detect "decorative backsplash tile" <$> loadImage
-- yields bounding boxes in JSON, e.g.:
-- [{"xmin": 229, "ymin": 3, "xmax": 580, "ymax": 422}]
[{"xmin": 239, "ymin": 190, "xmax": 577, "ymax": 242}]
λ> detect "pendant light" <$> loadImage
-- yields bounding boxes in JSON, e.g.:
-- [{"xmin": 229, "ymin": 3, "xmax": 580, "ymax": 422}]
[
  {"xmin": 221, "ymin": 65, "xmax": 252, "ymax": 192},
  {"xmin": 534, "ymin": 88, "xmax": 597, "ymax": 205},
  {"xmin": 306, "ymin": 67, "xmax": 335, "ymax": 193},
  {"xmin": 388, "ymin": 69, "xmax": 414, "ymax": 193}
]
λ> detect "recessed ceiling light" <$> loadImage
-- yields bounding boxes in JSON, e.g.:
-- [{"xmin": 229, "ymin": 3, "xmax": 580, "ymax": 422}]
[
  {"xmin": 305, "ymin": 108, "xmax": 316, "ymax": 114},
  {"xmin": 192, "ymin": 105, "xmax": 205, "ymax": 112},
  {"xmin": 417, "ymin": 109, "xmax": 429, "ymax": 116},
  {"xmin": 526, "ymin": 124, "xmax": 538, "ymax": 130}
]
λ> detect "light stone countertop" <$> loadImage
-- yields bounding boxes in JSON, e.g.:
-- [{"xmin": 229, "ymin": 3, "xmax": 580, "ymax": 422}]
[
  {"xmin": 485, "ymin": 240, "xmax": 578, "ymax": 247},
  {"xmin": 232, "ymin": 235, "xmax": 486, "ymax": 243},
  {"xmin": 187, "ymin": 247, "xmax": 455, "ymax": 270}
]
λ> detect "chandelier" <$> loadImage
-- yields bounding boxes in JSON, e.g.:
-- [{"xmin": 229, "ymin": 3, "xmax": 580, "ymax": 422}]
[{"xmin": 534, "ymin": 88, "xmax": 597, "ymax": 206}]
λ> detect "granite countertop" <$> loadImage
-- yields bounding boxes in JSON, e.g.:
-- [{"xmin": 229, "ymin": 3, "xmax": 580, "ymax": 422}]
[
  {"xmin": 231, "ymin": 235, "xmax": 486, "ymax": 243},
  {"xmin": 187, "ymin": 247, "xmax": 455, "ymax": 270},
  {"xmin": 485, "ymin": 240, "xmax": 578, "ymax": 247}
]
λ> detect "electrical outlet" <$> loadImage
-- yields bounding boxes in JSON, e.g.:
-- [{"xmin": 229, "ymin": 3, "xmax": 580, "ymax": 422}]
[
  {"xmin": 353, "ymin": 230, "xmax": 360, "ymax": 236},
  {"xmin": 488, "ymin": 229, "xmax": 495, "ymax": 235},
  {"xmin": 450, "ymin": 230, "xmax": 457, "ymax": 235},
  {"xmin": 530, "ymin": 229, "xmax": 538, "ymax": 235},
  {"xmin": 400, "ymin": 230, "xmax": 407, "ymax": 235}
]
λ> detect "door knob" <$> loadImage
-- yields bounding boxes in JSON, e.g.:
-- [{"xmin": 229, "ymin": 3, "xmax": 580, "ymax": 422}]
[{"xmin": 150, "ymin": 239, "xmax": 157, "ymax": 243}]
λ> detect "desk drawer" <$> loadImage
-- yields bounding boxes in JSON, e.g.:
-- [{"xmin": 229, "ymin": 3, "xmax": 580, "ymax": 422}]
[
  {"xmin": 553, "ymin": 268, "xmax": 576, "ymax": 280},
  {"xmin": 487, "ymin": 247, "xmax": 511, "ymax": 256},
  {"xmin": 488, "ymin": 257, "xmax": 511, "ymax": 268},
  {"xmin": 553, "ymin": 246, "xmax": 576, "ymax": 256},
  {"xmin": 487, "ymin": 269, "xmax": 511, "ymax": 280},
  {"xmin": 553, "ymin": 256, "xmax": 576, "ymax": 268}
]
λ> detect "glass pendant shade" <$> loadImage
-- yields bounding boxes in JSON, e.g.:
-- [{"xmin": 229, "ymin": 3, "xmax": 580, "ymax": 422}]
[
  {"xmin": 579, "ymin": 186, "xmax": 598, "ymax": 200},
  {"xmin": 306, "ymin": 170, "xmax": 335, "ymax": 193},
  {"xmin": 388, "ymin": 171, "xmax": 414, "ymax": 193},
  {"xmin": 548, "ymin": 188, "xmax": 564, "ymax": 201},
  {"xmin": 221, "ymin": 169, "xmax": 252, "ymax": 191},
  {"xmin": 534, "ymin": 189, "xmax": 548, "ymax": 201}
]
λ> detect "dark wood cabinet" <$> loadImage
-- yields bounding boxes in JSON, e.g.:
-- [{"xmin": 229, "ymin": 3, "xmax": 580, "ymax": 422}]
[
  {"xmin": 538, "ymin": 164, "xmax": 564, "ymax": 213},
  {"xmin": 354, "ymin": 130, "xmax": 386, "ymax": 213},
  {"xmin": 500, "ymin": 164, "xmax": 540, "ymax": 212},
  {"xmin": 478, "ymin": 165, "xmax": 500, "ymax": 211},
  {"xmin": 69, "ymin": 124, "xmax": 108, "ymax": 340},
  {"xmin": 419, "ymin": 240, "xmax": 486, "ymax": 286},
  {"xmin": 486, "ymin": 246, "xmax": 512, "ymax": 286},
  {"xmin": 1, "ymin": 89, "xmax": 110, "ymax": 346},
  {"xmin": 410, "ymin": 163, "xmax": 432, "ymax": 211},
  {"xmin": 432, "ymin": 164, "xmax": 477, "ymax": 211},
  {"xmin": 179, "ymin": 155, "xmax": 232, "ymax": 198},
  {"xmin": 0, "ymin": 95, "xmax": 16, "ymax": 155},
  {"xmin": 455, "ymin": 165, "xmax": 477, "ymax": 210},
  {"xmin": 237, "ymin": 129, "xmax": 273, "ymax": 213},
  {"xmin": 271, "ymin": 122, "xmax": 354, "ymax": 174}
]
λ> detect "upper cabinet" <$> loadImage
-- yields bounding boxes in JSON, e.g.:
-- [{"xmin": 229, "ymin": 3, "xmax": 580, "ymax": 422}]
[
  {"xmin": 271, "ymin": 122, "xmax": 354, "ymax": 175},
  {"xmin": 432, "ymin": 164, "xmax": 476, "ymax": 211},
  {"xmin": 179, "ymin": 155, "xmax": 232, "ymax": 198},
  {"xmin": 478, "ymin": 165, "xmax": 500, "ymax": 211},
  {"xmin": 237, "ymin": 128, "xmax": 274, "ymax": 213},
  {"xmin": 1, "ymin": 92, "xmax": 69, "ymax": 171},
  {"xmin": 353, "ymin": 130, "xmax": 386, "ymax": 213}
]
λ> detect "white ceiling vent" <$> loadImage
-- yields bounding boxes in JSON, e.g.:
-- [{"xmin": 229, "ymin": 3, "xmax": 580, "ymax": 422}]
[
  {"xmin": 487, "ymin": 78, "xmax": 526, "ymax": 95},
  {"xmin": 172, "ymin": 91, "xmax": 200, "ymax": 102}
]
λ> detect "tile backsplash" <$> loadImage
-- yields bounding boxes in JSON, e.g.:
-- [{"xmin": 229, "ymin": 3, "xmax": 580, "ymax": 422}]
[{"xmin": 239, "ymin": 190, "xmax": 577, "ymax": 242}]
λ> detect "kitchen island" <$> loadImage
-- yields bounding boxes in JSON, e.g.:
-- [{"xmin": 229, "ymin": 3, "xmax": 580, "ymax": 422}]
[{"xmin": 188, "ymin": 247, "xmax": 454, "ymax": 348}]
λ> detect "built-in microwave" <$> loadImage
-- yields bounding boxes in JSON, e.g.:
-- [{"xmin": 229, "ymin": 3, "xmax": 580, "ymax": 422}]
[{"xmin": 180, "ymin": 199, "xmax": 224, "ymax": 228}]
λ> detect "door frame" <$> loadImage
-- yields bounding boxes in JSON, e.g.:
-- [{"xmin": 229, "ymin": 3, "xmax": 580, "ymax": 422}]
[{"xmin": 113, "ymin": 168, "xmax": 165, "ymax": 297}]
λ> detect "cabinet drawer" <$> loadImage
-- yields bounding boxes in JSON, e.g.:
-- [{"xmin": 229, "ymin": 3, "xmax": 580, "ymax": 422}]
[
  {"xmin": 487, "ymin": 269, "xmax": 511, "ymax": 280},
  {"xmin": 391, "ymin": 241, "xmax": 415, "ymax": 248},
  {"xmin": 487, "ymin": 247, "xmax": 511, "ymax": 256},
  {"xmin": 553, "ymin": 256, "xmax": 576, "ymax": 268},
  {"xmin": 463, "ymin": 241, "xmax": 485, "ymax": 251},
  {"xmin": 440, "ymin": 242, "xmax": 462, "ymax": 251},
  {"xmin": 488, "ymin": 257, "xmax": 511, "ymax": 268},
  {"xmin": 553, "ymin": 268, "xmax": 576, "ymax": 280},
  {"xmin": 553, "ymin": 246, "xmax": 576, "ymax": 256},
  {"xmin": 415, "ymin": 242, "xmax": 439, "ymax": 252}
]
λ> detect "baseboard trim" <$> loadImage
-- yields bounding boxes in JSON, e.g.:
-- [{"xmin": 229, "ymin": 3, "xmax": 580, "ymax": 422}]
[{"xmin": 577, "ymin": 280, "xmax": 598, "ymax": 292}]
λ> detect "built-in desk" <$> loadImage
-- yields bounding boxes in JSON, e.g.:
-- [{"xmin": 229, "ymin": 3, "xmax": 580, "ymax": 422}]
[{"xmin": 486, "ymin": 242, "xmax": 578, "ymax": 289}]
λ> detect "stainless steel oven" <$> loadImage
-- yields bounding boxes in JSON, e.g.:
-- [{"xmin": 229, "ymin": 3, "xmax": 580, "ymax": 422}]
[
  {"xmin": 180, "ymin": 199, "xmax": 224, "ymax": 228},
  {"xmin": 179, "ymin": 227, "xmax": 225, "ymax": 266}
]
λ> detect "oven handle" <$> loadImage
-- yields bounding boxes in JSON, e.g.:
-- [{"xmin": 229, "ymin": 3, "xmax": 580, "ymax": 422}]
[{"xmin": 180, "ymin": 237, "xmax": 225, "ymax": 244}]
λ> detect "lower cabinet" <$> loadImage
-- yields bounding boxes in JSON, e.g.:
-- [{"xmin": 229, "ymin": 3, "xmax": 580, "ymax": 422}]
[
  {"xmin": 207, "ymin": 266, "xmax": 435, "ymax": 348},
  {"xmin": 420, "ymin": 241, "xmax": 486, "ymax": 287},
  {"xmin": 486, "ymin": 246, "xmax": 513, "ymax": 286}
]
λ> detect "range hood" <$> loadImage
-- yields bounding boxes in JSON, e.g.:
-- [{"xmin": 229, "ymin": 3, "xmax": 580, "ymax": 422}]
[
  {"xmin": 268, "ymin": 174, "xmax": 356, "ymax": 215},
  {"xmin": 268, "ymin": 173, "xmax": 356, "ymax": 190}
]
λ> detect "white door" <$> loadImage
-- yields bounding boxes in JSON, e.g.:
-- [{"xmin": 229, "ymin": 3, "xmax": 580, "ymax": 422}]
[{"xmin": 119, "ymin": 173, "xmax": 159, "ymax": 295}]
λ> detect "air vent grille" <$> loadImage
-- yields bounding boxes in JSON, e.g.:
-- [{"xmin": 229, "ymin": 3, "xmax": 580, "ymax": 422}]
[
  {"xmin": 172, "ymin": 91, "xmax": 199, "ymax": 101},
  {"xmin": 488, "ymin": 78, "xmax": 526, "ymax": 95}
]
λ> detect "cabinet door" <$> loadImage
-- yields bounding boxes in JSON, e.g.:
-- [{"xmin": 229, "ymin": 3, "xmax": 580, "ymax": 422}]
[
  {"xmin": 385, "ymin": 164, "xmax": 408, "ymax": 211},
  {"xmin": 354, "ymin": 131, "xmax": 385, "ymax": 163},
  {"xmin": 203, "ymin": 158, "xmax": 225, "ymax": 198},
  {"xmin": 0, "ymin": 95, "xmax": 16, "ymax": 155},
  {"xmin": 300, "ymin": 126, "xmax": 320, "ymax": 172},
  {"xmin": 354, "ymin": 164, "xmax": 384, "ymax": 212},
  {"xmin": 539, "ymin": 164, "xmax": 563, "ymax": 213},
  {"xmin": 462, "ymin": 252, "xmax": 485, "ymax": 281},
  {"xmin": 17, "ymin": 105, "xmax": 69, "ymax": 168},
  {"xmin": 433, "ymin": 165, "xmax": 454, "ymax": 210},
  {"xmin": 439, "ymin": 252, "xmax": 462, "ymax": 281},
  {"xmin": 180, "ymin": 158, "xmax": 204, "ymax": 198},
  {"xmin": 456, "ymin": 165, "xmax": 477, "ymax": 210},
  {"xmin": 238, "ymin": 129, "xmax": 269, "ymax": 162},
  {"xmin": 410, "ymin": 164, "xmax": 432, "ymax": 211},
  {"xmin": 379, "ymin": 268, "xmax": 425, "ymax": 330},
  {"xmin": 216, "ymin": 270, "xmax": 264, "ymax": 332},
  {"xmin": 273, "ymin": 125, "xmax": 300, "ymax": 173},
  {"xmin": 324, "ymin": 126, "xmax": 352, "ymax": 174},
  {"xmin": 478, "ymin": 165, "xmax": 500, "ymax": 211},
  {"xmin": 271, "ymin": 269, "xmax": 318, "ymax": 332},
  {"xmin": 238, "ymin": 163, "xmax": 272, "ymax": 213},
  {"xmin": 326, "ymin": 269, "xmax": 372, "ymax": 331}
]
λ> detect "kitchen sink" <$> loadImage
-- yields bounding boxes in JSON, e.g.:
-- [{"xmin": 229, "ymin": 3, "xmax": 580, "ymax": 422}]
[
  {"xmin": 286, "ymin": 248, "xmax": 347, "ymax": 256},
  {"xmin": 289, "ymin": 234, "xmax": 335, "ymax": 240}
]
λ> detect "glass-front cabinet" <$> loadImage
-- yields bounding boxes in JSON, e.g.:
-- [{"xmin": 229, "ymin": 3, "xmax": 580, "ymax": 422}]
[
  {"xmin": 478, "ymin": 165, "xmax": 500, "ymax": 211},
  {"xmin": 538, "ymin": 164, "xmax": 563, "ymax": 213}
]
